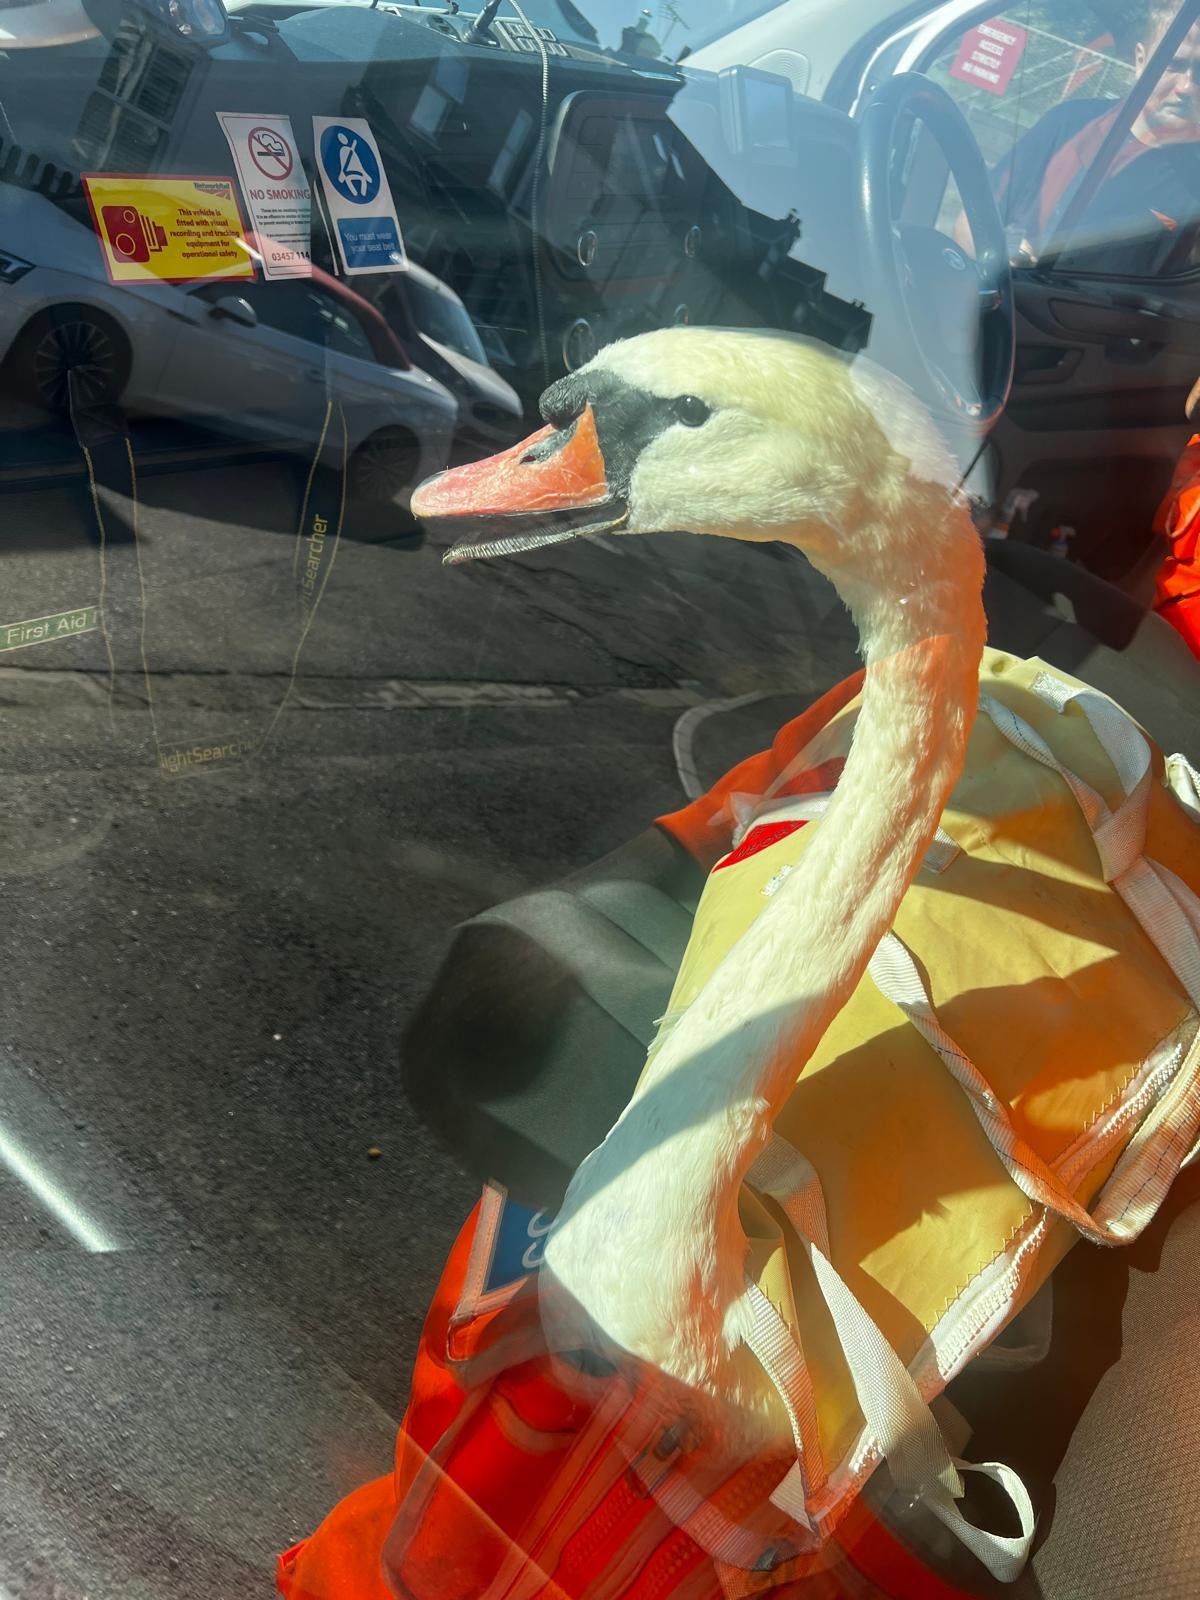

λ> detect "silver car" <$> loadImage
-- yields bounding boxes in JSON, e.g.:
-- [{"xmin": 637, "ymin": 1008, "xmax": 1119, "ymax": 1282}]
[{"xmin": 0, "ymin": 185, "xmax": 459, "ymax": 508}]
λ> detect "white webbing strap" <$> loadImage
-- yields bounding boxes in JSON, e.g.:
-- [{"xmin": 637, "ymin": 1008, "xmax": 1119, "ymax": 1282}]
[
  {"xmin": 869, "ymin": 934, "xmax": 1123, "ymax": 1247},
  {"xmin": 970, "ymin": 1281, "xmax": 1053, "ymax": 1373},
  {"xmin": 1147, "ymin": 858, "xmax": 1200, "ymax": 946},
  {"xmin": 981, "ymin": 683, "xmax": 1200, "ymax": 1013},
  {"xmin": 1029, "ymin": 677, "xmax": 1152, "ymax": 884},
  {"xmin": 979, "ymin": 692, "xmax": 1106, "ymax": 829},
  {"xmin": 748, "ymin": 1126, "xmax": 831, "ymax": 1258},
  {"xmin": 1159, "ymin": 857, "xmax": 1200, "ymax": 1177},
  {"xmin": 744, "ymin": 1140, "xmax": 1035, "ymax": 1582},
  {"xmin": 1166, "ymin": 751, "xmax": 1200, "ymax": 823},
  {"xmin": 1110, "ymin": 853, "xmax": 1200, "ymax": 1010},
  {"xmin": 740, "ymin": 1280, "xmax": 824, "ymax": 1522},
  {"xmin": 924, "ymin": 1461, "xmax": 1036, "ymax": 1585},
  {"xmin": 740, "ymin": 1138, "xmax": 829, "ymax": 1517},
  {"xmin": 632, "ymin": 1442, "xmax": 790, "ymax": 1571},
  {"xmin": 870, "ymin": 930, "xmax": 1200, "ymax": 1245},
  {"xmin": 1029, "ymin": 675, "xmax": 1146, "ymax": 788}
]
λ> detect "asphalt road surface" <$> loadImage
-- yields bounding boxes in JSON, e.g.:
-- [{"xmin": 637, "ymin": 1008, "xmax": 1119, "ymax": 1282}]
[{"xmin": 0, "ymin": 418, "xmax": 860, "ymax": 1599}]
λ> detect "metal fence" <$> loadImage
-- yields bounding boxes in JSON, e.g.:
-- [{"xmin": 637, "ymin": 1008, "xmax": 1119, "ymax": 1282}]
[{"xmin": 929, "ymin": 15, "xmax": 1135, "ymax": 170}]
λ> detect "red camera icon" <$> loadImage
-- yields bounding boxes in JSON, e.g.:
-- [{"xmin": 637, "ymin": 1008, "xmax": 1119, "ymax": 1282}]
[{"xmin": 100, "ymin": 205, "xmax": 168, "ymax": 264}]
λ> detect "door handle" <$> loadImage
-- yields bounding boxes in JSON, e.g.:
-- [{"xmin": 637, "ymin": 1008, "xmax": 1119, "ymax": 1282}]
[
  {"xmin": 1014, "ymin": 344, "xmax": 1082, "ymax": 386},
  {"xmin": 1048, "ymin": 297, "xmax": 1200, "ymax": 349}
]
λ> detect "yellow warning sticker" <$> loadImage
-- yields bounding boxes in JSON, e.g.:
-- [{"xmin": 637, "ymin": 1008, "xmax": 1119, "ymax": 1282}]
[{"xmin": 82, "ymin": 174, "xmax": 255, "ymax": 285}]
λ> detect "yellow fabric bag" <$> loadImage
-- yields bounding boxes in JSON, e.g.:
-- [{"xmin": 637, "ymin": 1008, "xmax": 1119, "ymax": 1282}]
[{"xmin": 651, "ymin": 649, "xmax": 1200, "ymax": 1581}]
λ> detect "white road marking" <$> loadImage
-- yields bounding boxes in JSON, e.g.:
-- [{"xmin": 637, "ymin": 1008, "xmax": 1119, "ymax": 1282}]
[
  {"xmin": 0, "ymin": 1065, "xmax": 164, "ymax": 1254},
  {"xmin": 0, "ymin": 1121, "xmax": 121, "ymax": 1253}
]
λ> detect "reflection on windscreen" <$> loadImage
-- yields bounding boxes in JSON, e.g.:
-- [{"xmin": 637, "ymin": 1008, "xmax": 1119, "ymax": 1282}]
[
  {"xmin": 400, "ymin": 270, "xmax": 488, "ymax": 365},
  {"xmin": 498, "ymin": 0, "xmax": 787, "ymax": 60},
  {"xmin": 2, "ymin": 1, "xmax": 1199, "ymax": 1597}
]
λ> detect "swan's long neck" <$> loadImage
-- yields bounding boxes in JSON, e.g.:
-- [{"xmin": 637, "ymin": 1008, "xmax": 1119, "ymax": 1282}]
[{"xmin": 541, "ymin": 489, "xmax": 986, "ymax": 1411}]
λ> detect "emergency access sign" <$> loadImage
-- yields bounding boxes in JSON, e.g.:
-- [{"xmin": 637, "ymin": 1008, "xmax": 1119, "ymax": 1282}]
[
  {"xmin": 949, "ymin": 18, "xmax": 1029, "ymax": 97},
  {"xmin": 82, "ymin": 174, "xmax": 254, "ymax": 284}
]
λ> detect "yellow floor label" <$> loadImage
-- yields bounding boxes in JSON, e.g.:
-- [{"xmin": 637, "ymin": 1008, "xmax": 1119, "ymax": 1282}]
[
  {"xmin": 0, "ymin": 606, "xmax": 98, "ymax": 653},
  {"xmin": 157, "ymin": 736, "xmax": 259, "ymax": 778}
]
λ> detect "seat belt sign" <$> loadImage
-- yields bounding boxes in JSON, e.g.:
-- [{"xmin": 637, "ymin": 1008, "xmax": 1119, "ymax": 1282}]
[{"xmin": 312, "ymin": 116, "xmax": 407, "ymax": 276}]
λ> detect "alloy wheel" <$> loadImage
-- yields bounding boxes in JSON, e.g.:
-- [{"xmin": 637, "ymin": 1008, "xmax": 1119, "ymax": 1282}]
[
  {"xmin": 32, "ymin": 318, "xmax": 120, "ymax": 410},
  {"xmin": 351, "ymin": 429, "xmax": 419, "ymax": 504}
]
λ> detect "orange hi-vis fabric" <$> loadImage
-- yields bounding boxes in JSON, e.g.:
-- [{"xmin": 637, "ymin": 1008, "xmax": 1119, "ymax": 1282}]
[
  {"xmin": 277, "ymin": 672, "xmax": 981, "ymax": 1600},
  {"xmin": 1152, "ymin": 433, "xmax": 1200, "ymax": 660},
  {"xmin": 278, "ymin": 1194, "xmax": 977, "ymax": 1600},
  {"xmin": 655, "ymin": 672, "xmax": 863, "ymax": 869},
  {"xmin": 280, "ymin": 658, "xmax": 1200, "ymax": 1594}
]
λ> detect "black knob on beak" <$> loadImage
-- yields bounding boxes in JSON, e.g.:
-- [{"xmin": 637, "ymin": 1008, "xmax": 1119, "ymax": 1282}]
[{"xmin": 540, "ymin": 374, "xmax": 589, "ymax": 431}]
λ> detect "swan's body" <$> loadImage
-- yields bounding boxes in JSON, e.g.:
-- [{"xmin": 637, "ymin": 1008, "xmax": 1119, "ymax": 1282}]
[{"xmin": 413, "ymin": 329, "xmax": 987, "ymax": 1455}]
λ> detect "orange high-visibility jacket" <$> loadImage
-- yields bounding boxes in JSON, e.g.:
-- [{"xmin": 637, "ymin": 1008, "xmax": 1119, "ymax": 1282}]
[
  {"xmin": 277, "ymin": 672, "xmax": 973, "ymax": 1600},
  {"xmin": 1153, "ymin": 433, "xmax": 1200, "ymax": 660}
]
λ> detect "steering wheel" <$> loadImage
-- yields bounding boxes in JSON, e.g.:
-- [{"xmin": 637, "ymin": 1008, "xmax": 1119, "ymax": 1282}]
[{"xmin": 857, "ymin": 72, "xmax": 1015, "ymax": 431}]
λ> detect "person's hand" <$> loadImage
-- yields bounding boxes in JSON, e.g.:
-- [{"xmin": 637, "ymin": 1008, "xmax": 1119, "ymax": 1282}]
[
  {"xmin": 1186, "ymin": 374, "xmax": 1200, "ymax": 420},
  {"xmin": 953, "ymin": 210, "xmax": 1035, "ymax": 266},
  {"xmin": 1005, "ymin": 226, "xmax": 1037, "ymax": 266}
]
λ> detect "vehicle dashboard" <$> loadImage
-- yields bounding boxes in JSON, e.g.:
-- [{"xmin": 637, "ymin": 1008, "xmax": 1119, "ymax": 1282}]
[
  {"xmin": 248, "ymin": 1, "xmax": 873, "ymax": 405},
  {"xmin": 0, "ymin": 0, "xmax": 873, "ymax": 414}
]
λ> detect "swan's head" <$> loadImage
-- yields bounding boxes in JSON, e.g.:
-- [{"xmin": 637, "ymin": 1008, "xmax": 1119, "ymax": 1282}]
[{"xmin": 412, "ymin": 327, "xmax": 964, "ymax": 574}]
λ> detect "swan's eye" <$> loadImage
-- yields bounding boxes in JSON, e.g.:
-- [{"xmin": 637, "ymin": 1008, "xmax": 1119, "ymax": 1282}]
[{"xmin": 672, "ymin": 395, "xmax": 710, "ymax": 428}]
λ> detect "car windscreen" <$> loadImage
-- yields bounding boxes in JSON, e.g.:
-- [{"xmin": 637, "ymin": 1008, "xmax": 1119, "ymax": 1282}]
[
  {"xmin": 1, "ymin": 3, "xmax": 1199, "ymax": 1600},
  {"xmin": 505, "ymin": 0, "xmax": 790, "ymax": 57}
]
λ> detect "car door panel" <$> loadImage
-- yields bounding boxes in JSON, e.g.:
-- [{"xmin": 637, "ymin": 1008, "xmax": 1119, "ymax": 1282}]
[
  {"xmin": 1015, "ymin": 275, "xmax": 1200, "ymax": 350},
  {"xmin": 152, "ymin": 286, "xmax": 325, "ymax": 449},
  {"xmin": 864, "ymin": 0, "xmax": 1200, "ymax": 585}
]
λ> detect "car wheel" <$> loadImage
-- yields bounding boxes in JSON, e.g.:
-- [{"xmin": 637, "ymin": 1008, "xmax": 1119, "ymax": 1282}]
[
  {"xmin": 7, "ymin": 308, "xmax": 130, "ymax": 414},
  {"xmin": 349, "ymin": 426, "xmax": 424, "ymax": 504}
]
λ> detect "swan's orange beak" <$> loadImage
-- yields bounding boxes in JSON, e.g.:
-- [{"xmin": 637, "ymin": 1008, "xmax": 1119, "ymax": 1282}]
[{"xmin": 412, "ymin": 406, "xmax": 627, "ymax": 565}]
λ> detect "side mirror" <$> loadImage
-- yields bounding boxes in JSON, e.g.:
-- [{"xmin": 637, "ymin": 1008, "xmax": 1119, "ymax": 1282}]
[{"xmin": 208, "ymin": 295, "xmax": 257, "ymax": 329}]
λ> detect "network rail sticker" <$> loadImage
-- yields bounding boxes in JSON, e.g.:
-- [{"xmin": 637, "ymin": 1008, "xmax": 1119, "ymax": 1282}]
[
  {"xmin": 217, "ymin": 113, "xmax": 312, "ymax": 279},
  {"xmin": 312, "ymin": 117, "xmax": 407, "ymax": 276},
  {"xmin": 83, "ymin": 175, "xmax": 254, "ymax": 284}
]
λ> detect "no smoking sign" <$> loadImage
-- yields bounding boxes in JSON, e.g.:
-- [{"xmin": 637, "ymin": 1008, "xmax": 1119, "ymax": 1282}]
[
  {"xmin": 217, "ymin": 112, "xmax": 312, "ymax": 279},
  {"xmin": 248, "ymin": 125, "xmax": 294, "ymax": 182}
]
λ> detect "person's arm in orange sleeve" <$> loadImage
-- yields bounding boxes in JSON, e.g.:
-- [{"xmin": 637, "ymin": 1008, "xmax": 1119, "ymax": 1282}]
[
  {"xmin": 1151, "ymin": 381, "xmax": 1200, "ymax": 658},
  {"xmin": 655, "ymin": 669, "xmax": 865, "ymax": 870}
]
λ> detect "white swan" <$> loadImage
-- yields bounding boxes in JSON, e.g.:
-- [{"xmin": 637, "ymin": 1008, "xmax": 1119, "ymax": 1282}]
[{"xmin": 413, "ymin": 327, "xmax": 986, "ymax": 1457}]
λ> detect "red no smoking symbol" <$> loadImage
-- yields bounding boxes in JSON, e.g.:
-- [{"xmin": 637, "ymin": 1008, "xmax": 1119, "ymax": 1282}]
[{"xmin": 248, "ymin": 126, "xmax": 293, "ymax": 181}]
